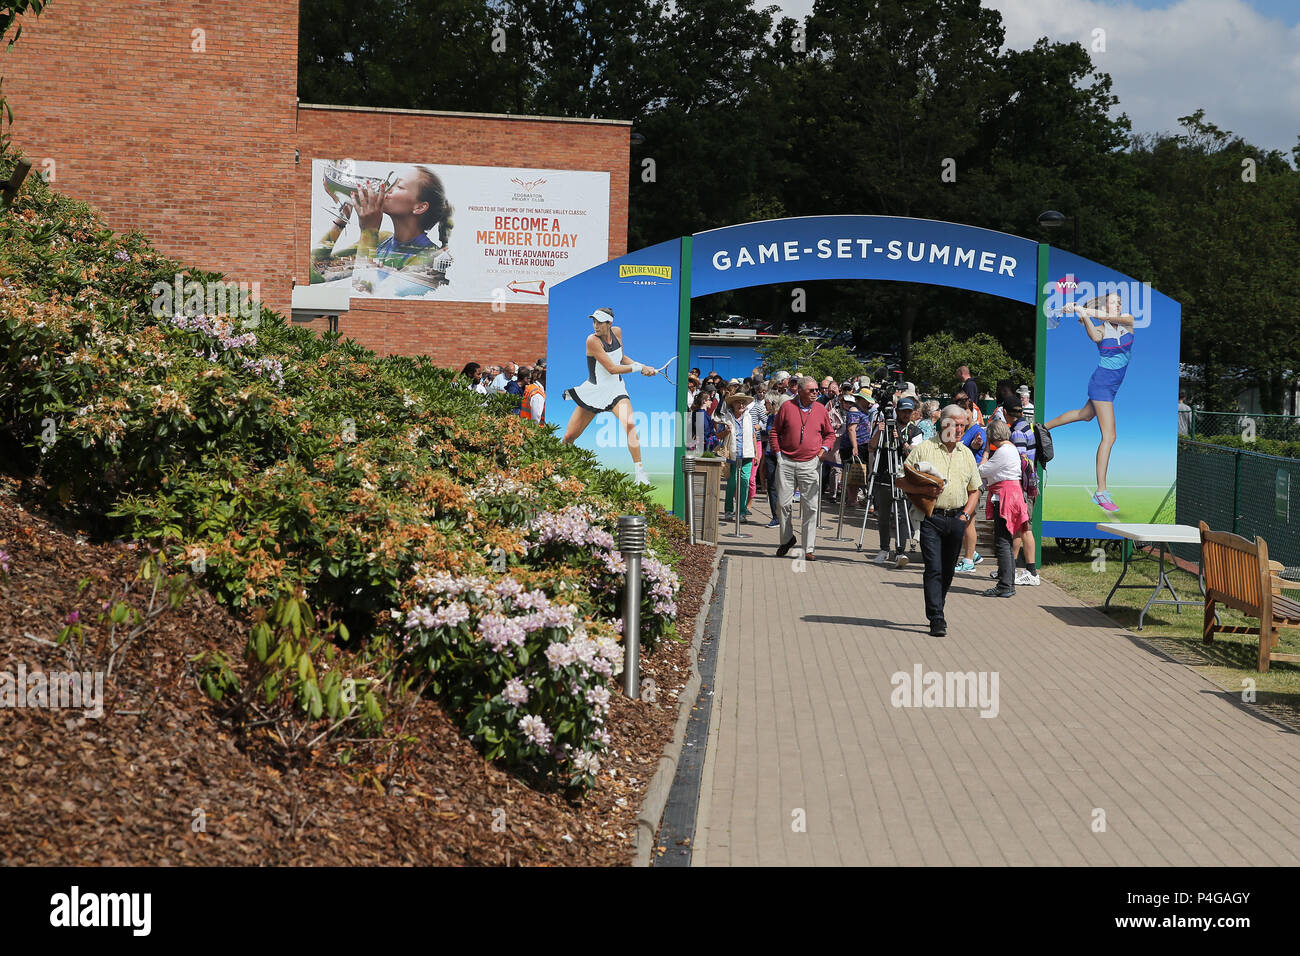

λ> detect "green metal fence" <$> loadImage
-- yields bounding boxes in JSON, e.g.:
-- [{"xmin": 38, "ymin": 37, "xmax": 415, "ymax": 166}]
[
  {"xmin": 1187, "ymin": 410, "xmax": 1300, "ymax": 443},
  {"xmin": 1173, "ymin": 439, "xmax": 1300, "ymax": 570}
]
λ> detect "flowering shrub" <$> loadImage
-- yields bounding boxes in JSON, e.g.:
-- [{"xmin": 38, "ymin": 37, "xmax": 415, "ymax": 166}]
[
  {"xmin": 0, "ymin": 165, "xmax": 686, "ymax": 792},
  {"xmin": 397, "ymin": 571, "xmax": 623, "ymax": 789},
  {"xmin": 524, "ymin": 505, "xmax": 681, "ymax": 655}
]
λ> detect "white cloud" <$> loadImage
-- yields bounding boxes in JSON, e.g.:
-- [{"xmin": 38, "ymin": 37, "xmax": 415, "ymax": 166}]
[{"xmin": 982, "ymin": 0, "xmax": 1300, "ymax": 154}]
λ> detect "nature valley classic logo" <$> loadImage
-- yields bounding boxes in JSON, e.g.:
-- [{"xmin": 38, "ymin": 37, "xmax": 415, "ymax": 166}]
[
  {"xmin": 618, "ymin": 264, "xmax": 673, "ymax": 286},
  {"xmin": 509, "ymin": 176, "xmax": 547, "ymax": 201}
]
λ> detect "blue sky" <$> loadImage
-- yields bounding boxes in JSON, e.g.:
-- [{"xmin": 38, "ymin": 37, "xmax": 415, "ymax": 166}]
[{"xmin": 776, "ymin": 0, "xmax": 1300, "ymax": 157}]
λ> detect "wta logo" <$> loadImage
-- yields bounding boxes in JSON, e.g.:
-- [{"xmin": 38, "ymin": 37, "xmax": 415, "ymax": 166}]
[{"xmin": 1056, "ymin": 274, "xmax": 1077, "ymax": 294}]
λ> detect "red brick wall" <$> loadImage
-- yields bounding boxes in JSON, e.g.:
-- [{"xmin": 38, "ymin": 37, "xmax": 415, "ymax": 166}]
[
  {"xmin": 1, "ymin": 1, "xmax": 630, "ymax": 369},
  {"xmin": 3, "ymin": 0, "xmax": 301, "ymax": 313},
  {"xmin": 294, "ymin": 105, "xmax": 629, "ymax": 366}
]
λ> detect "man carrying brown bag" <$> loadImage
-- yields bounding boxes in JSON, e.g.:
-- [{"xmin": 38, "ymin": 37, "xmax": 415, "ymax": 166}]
[{"xmin": 903, "ymin": 404, "xmax": 982, "ymax": 637}]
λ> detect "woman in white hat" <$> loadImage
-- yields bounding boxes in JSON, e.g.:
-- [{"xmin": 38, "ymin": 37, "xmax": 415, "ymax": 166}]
[{"xmin": 561, "ymin": 307, "xmax": 658, "ymax": 485}]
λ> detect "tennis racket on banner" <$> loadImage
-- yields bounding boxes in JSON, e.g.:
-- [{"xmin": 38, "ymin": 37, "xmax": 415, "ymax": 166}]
[{"xmin": 653, "ymin": 356, "xmax": 678, "ymax": 386}]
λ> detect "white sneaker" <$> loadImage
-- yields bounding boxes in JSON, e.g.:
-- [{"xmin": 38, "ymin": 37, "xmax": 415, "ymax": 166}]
[
  {"xmin": 894, "ymin": 553, "xmax": 909, "ymax": 569},
  {"xmin": 1015, "ymin": 569, "xmax": 1041, "ymax": 586},
  {"xmin": 633, "ymin": 466, "xmax": 651, "ymax": 486},
  {"xmin": 872, "ymin": 550, "xmax": 890, "ymax": 564}
]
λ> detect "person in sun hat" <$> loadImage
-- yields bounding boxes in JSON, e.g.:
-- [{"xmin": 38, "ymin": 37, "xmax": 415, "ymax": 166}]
[
  {"xmin": 1017, "ymin": 384, "xmax": 1035, "ymax": 425},
  {"xmin": 838, "ymin": 388, "xmax": 873, "ymax": 506},
  {"xmin": 560, "ymin": 306, "xmax": 659, "ymax": 485},
  {"xmin": 720, "ymin": 391, "xmax": 757, "ymax": 522}
]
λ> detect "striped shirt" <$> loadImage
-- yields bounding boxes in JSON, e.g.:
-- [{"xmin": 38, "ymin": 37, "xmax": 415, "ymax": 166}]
[{"xmin": 1010, "ymin": 418, "xmax": 1036, "ymax": 462}]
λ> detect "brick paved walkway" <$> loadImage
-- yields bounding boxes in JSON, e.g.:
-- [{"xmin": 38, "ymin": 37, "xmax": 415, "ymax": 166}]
[{"xmin": 692, "ymin": 492, "xmax": 1300, "ymax": 866}]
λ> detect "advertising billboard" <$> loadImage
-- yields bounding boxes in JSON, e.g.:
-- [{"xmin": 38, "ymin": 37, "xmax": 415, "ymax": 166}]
[
  {"xmin": 308, "ymin": 159, "xmax": 610, "ymax": 303},
  {"xmin": 547, "ymin": 239, "xmax": 688, "ymax": 510},
  {"xmin": 1039, "ymin": 249, "xmax": 1182, "ymax": 536}
]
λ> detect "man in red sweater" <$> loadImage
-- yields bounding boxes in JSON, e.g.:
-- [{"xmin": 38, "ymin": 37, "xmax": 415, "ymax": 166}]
[{"xmin": 770, "ymin": 376, "xmax": 836, "ymax": 560}]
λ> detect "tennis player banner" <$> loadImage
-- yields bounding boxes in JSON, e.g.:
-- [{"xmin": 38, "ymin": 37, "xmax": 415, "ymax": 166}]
[
  {"xmin": 547, "ymin": 238, "xmax": 687, "ymax": 510},
  {"xmin": 1039, "ymin": 247, "xmax": 1182, "ymax": 537},
  {"xmin": 308, "ymin": 159, "xmax": 610, "ymax": 303}
]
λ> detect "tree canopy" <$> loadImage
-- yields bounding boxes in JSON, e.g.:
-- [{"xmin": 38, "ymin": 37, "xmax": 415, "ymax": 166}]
[{"xmin": 297, "ymin": 0, "xmax": 1300, "ymax": 410}]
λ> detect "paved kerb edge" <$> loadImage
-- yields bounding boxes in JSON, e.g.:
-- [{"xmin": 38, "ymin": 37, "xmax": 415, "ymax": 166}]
[{"xmin": 633, "ymin": 547, "xmax": 724, "ymax": 866}]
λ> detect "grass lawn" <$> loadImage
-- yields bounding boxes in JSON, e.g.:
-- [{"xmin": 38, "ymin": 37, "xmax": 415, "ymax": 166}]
[{"xmin": 1039, "ymin": 541, "xmax": 1300, "ymax": 716}]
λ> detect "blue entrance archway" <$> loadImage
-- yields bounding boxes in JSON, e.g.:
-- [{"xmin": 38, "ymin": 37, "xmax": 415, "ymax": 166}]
[{"xmin": 548, "ymin": 216, "xmax": 1181, "ymax": 541}]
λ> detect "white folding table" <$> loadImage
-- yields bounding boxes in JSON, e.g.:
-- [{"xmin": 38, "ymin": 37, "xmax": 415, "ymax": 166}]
[{"xmin": 1096, "ymin": 523, "xmax": 1213, "ymax": 631}]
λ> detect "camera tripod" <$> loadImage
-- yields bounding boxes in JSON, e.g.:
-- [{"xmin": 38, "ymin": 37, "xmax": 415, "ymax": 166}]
[{"xmin": 856, "ymin": 418, "xmax": 914, "ymax": 556}]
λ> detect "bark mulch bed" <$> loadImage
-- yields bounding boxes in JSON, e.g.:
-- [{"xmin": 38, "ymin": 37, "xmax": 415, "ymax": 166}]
[{"xmin": 0, "ymin": 481, "xmax": 716, "ymax": 866}]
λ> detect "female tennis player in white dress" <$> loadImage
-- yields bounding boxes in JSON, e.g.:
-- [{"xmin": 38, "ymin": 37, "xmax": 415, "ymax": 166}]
[{"xmin": 561, "ymin": 307, "xmax": 657, "ymax": 485}]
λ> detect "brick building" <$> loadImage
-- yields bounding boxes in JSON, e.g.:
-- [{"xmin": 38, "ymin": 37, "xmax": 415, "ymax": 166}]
[{"xmin": 2, "ymin": 0, "xmax": 630, "ymax": 365}]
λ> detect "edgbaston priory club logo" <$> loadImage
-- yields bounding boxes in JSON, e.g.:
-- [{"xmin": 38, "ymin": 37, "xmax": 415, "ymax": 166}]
[{"xmin": 510, "ymin": 176, "xmax": 547, "ymax": 201}]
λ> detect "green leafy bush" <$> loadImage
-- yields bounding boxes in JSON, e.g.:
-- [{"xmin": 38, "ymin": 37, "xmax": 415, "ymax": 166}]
[
  {"xmin": 1186, "ymin": 434, "xmax": 1300, "ymax": 460},
  {"xmin": 0, "ymin": 164, "xmax": 684, "ymax": 793}
]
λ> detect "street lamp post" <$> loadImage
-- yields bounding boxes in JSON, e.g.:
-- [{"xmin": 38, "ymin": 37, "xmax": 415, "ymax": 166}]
[
  {"xmin": 617, "ymin": 515, "xmax": 647, "ymax": 699},
  {"xmin": 1037, "ymin": 209, "xmax": 1080, "ymax": 251},
  {"xmin": 681, "ymin": 454, "xmax": 698, "ymax": 546}
]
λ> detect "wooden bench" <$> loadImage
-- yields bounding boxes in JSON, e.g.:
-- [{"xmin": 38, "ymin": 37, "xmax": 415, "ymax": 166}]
[{"xmin": 1199, "ymin": 521, "xmax": 1300, "ymax": 672}]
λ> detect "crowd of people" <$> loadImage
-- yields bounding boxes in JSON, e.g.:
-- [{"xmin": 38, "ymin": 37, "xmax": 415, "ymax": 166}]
[
  {"xmin": 453, "ymin": 353, "xmax": 1044, "ymax": 639},
  {"xmin": 684, "ymin": 364, "xmax": 1043, "ymax": 638},
  {"xmin": 457, "ymin": 359, "xmax": 548, "ymax": 423}
]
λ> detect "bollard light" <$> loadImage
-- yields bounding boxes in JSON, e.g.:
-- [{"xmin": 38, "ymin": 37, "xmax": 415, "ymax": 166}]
[
  {"xmin": 617, "ymin": 514, "xmax": 647, "ymax": 699},
  {"xmin": 682, "ymin": 454, "xmax": 698, "ymax": 546}
]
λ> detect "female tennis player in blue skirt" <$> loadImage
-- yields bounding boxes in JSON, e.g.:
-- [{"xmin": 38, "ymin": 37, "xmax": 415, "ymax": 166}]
[
  {"xmin": 561, "ymin": 307, "xmax": 658, "ymax": 485},
  {"xmin": 1044, "ymin": 292, "xmax": 1134, "ymax": 513}
]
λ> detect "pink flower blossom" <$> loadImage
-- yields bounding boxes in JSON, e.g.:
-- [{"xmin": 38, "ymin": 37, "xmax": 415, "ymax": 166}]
[
  {"xmin": 502, "ymin": 678, "xmax": 529, "ymax": 706},
  {"xmin": 545, "ymin": 641, "xmax": 575, "ymax": 670},
  {"xmin": 572, "ymin": 751, "xmax": 600, "ymax": 775},
  {"xmin": 518, "ymin": 714, "xmax": 552, "ymax": 747},
  {"xmin": 477, "ymin": 613, "xmax": 526, "ymax": 651}
]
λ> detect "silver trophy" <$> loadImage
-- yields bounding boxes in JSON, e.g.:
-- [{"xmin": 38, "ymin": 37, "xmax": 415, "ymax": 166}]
[{"xmin": 321, "ymin": 159, "xmax": 396, "ymax": 221}]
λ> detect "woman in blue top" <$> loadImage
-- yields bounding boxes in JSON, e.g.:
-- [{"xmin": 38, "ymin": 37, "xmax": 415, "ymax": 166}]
[{"xmin": 1043, "ymin": 292, "xmax": 1135, "ymax": 513}]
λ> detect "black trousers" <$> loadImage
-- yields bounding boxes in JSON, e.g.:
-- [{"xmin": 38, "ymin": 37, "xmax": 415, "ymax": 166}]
[
  {"xmin": 877, "ymin": 481, "xmax": 896, "ymax": 551},
  {"xmin": 920, "ymin": 513, "xmax": 966, "ymax": 623},
  {"xmin": 764, "ymin": 447, "xmax": 780, "ymax": 516},
  {"xmin": 993, "ymin": 513, "xmax": 1017, "ymax": 591}
]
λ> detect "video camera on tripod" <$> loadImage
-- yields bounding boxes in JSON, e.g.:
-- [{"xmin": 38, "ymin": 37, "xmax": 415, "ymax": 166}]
[
  {"xmin": 872, "ymin": 385, "xmax": 897, "ymax": 419},
  {"xmin": 856, "ymin": 395, "xmax": 920, "ymax": 559}
]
